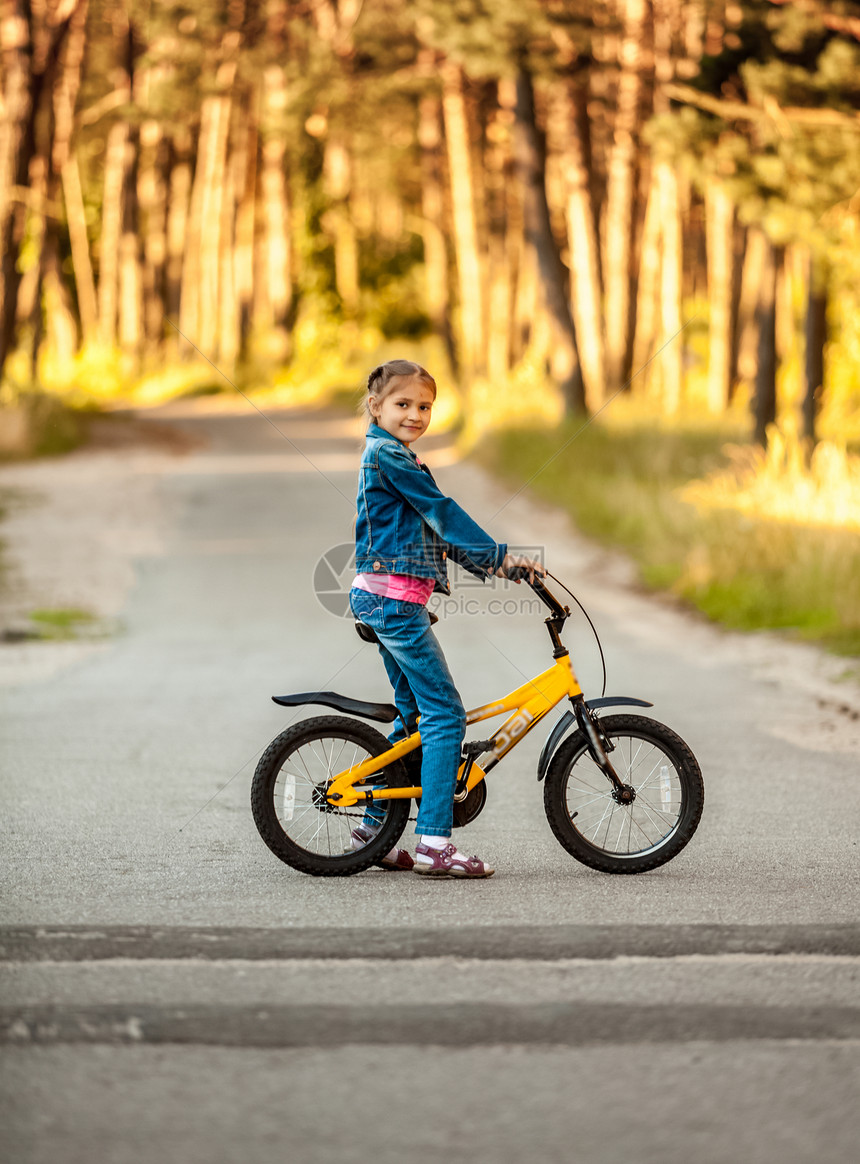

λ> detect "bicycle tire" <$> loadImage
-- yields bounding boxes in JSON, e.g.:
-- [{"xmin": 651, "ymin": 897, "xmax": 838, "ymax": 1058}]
[
  {"xmin": 543, "ymin": 713, "xmax": 704, "ymax": 874},
  {"xmin": 251, "ymin": 715, "xmax": 411, "ymax": 877}
]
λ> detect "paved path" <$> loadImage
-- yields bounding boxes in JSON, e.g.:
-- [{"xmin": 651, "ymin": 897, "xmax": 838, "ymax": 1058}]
[{"xmin": 1, "ymin": 401, "xmax": 858, "ymax": 1164}]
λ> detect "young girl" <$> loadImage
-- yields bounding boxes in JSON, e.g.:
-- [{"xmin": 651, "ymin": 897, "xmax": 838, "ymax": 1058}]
[{"xmin": 348, "ymin": 359, "xmax": 545, "ymax": 879}]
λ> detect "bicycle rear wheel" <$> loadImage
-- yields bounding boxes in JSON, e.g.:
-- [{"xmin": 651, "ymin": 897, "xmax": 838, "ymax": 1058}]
[
  {"xmin": 543, "ymin": 713, "xmax": 704, "ymax": 874},
  {"xmin": 251, "ymin": 715, "xmax": 411, "ymax": 877}
]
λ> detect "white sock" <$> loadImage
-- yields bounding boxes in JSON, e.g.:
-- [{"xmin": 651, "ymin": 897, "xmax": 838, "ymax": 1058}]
[
  {"xmin": 352, "ymin": 823, "xmax": 400, "ymax": 862},
  {"xmin": 417, "ymin": 834, "xmax": 456, "ymax": 864},
  {"xmin": 421, "ymin": 835, "xmax": 450, "ymax": 849}
]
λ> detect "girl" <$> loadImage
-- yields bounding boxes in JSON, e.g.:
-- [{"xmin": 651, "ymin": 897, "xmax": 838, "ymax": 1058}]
[{"xmin": 348, "ymin": 359, "xmax": 545, "ymax": 879}]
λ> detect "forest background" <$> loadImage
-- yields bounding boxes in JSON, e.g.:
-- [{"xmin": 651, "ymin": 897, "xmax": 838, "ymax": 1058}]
[{"xmin": 1, "ymin": 0, "xmax": 859, "ymax": 656}]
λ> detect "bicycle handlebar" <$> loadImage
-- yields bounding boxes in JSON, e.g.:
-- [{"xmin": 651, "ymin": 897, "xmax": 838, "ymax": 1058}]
[
  {"xmin": 503, "ymin": 564, "xmax": 533, "ymax": 582},
  {"xmin": 502, "ymin": 566, "xmax": 569, "ymax": 620},
  {"xmin": 499, "ymin": 567, "xmax": 607, "ymax": 693}
]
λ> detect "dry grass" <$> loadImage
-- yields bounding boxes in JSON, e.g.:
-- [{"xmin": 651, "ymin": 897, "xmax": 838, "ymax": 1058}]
[{"xmin": 475, "ymin": 406, "xmax": 860, "ymax": 658}]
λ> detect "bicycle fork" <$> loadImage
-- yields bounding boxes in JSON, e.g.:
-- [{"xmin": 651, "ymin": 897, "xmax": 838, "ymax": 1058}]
[{"xmin": 573, "ymin": 697, "xmax": 636, "ymax": 805}]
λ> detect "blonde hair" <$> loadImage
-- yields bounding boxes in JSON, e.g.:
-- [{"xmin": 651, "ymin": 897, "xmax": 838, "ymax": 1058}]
[{"xmin": 363, "ymin": 359, "xmax": 437, "ymax": 423}]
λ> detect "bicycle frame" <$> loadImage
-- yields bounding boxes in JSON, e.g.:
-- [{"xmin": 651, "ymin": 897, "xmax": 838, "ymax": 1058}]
[{"xmin": 325, "ymin": 652, "xmax": 583, "ymax": 809}]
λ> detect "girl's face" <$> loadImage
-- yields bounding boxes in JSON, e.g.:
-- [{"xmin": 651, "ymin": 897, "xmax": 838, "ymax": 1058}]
[{"xmin": 369, "ymin": 376, "xmax": 435, "ymax": 446}]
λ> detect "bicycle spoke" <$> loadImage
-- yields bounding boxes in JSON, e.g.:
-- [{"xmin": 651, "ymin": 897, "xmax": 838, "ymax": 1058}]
[
  {"xmin": 307, "ymin": 738, "xmax": 328, "ymax": 775},
  {"xmin": 569, "ymin": 766, "xmax": 608, "ymax": 795},
  {"xmin": 634, "ymin": 756, "xmax": 668, "ymax": 793},
  {"xmin": 626, "ymin": 802, "xmax": 634, "ymax": 852},
  {"xmin": 633, "ymin": 797, "xmax": 673, "ymax": 838},
  {"xmin": 566, "ymin": 789, "xmax": 614, "ymax": 813},
  {"xmin": 628, "ymin": 809, "xmax": 662, "ymax": 847},
  {"xmin": 582, "ymin": 799, "xmax": 614, "ymax": 843},
  {"xmin": 295, "ymin": 749, "xmax": 317, "ymax": 785},
  {"xmin": 565, "ymin": 730, "xmax": 684, "ymax": 856},
  {"xmin": 623, "ymin": 736, "xmax": 645, "ymax": 778},
  {"xmin": 265, "ymin": 731, "xmax": 407, "ymax": 858},
  {"xmin": 323, "ymin": 802, "xmax": 333, "ymax": 856}
]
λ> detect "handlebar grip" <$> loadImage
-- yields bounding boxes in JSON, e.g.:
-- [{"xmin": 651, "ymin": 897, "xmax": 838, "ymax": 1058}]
[{"xmin": 505, "ymin": 563, "xmax": 544, "ymax": 582}]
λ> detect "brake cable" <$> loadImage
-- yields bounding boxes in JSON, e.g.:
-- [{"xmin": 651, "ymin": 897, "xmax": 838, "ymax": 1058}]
[{"xmin": 545, "ymin": 570, "xmax": 607, "ymax": 698}]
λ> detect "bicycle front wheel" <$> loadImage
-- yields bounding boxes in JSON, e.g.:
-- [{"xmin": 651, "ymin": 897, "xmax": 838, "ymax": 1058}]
[
  {"xmin": 251, "ymin": 715, "xmax": 411, "ymax": 877},
  {"xmin": 543, "ymin": 713, "xmax": 704, "ymax": 874}
]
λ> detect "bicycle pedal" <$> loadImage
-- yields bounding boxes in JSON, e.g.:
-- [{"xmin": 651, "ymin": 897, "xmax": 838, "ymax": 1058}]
[{"xmin": 461, "ymin": 739, "xmax": 494, "ymax": 758}]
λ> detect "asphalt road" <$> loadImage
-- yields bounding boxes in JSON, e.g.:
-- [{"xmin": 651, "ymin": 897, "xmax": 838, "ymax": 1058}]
[{"xmin": 1, "ymin": 400, "xmax": 859, "ymax": 1164}]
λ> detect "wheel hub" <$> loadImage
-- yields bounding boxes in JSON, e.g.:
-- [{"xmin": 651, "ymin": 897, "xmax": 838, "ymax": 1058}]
[
  {"xmin": 611, "ymin": 783, "xmax": 636, "ymax": 805},
  {"xmin": 311, "ymin": 783, "xmax": 338, "ymax": 813}
]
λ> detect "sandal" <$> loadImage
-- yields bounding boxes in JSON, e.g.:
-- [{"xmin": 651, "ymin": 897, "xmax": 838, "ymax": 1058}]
[
  {"xmin": 412, "ymin": 841, "xmax": 495, "ymax": 879},
  {"xmin": 350, "ymin": 825, "xmax": 414, "ymax": 872}
]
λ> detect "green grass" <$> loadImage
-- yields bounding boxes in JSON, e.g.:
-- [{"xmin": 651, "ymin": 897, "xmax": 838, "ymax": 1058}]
[
  {"xmin": 28, "ymin": 608, "xmax": 98, "ymax": 640},
  {"xmin": 474, "ymin": 416, "xmax": 860, "ymax": 659},
  {"xmin": 0, "ymin": 391, "xmax": 88, "ymax": 460}
]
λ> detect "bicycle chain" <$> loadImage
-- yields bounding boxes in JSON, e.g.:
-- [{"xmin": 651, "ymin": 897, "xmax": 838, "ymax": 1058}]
[{"xmin": 333, "ymin": 808, "xmax": 419, "ymax": 822}]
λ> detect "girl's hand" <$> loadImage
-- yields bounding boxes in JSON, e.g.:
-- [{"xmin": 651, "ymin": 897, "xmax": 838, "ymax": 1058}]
[{"xmin": 495, "ymin": 553, "xmax": 547, "ymax": 584}]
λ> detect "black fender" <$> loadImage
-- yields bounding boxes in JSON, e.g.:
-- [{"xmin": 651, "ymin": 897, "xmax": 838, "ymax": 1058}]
[
  {"xmin": 536, "ymin": 697, "xmax": 653, "ymax": 781},
  {"xmin": 271, "ymin": 690, "xmax": 400, "ymax": 725}
]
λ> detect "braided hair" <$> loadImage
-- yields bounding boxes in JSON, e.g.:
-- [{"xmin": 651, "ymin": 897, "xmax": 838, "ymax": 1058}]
[{"xmin": 363, "ymin": 359, "xmax": 436, "ymax": 423}]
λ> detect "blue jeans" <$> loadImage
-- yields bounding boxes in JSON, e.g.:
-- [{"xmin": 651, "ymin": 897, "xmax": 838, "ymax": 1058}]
[{"xmin": 349, "ymin": 588, "xmax": 467, "ymax": 837}]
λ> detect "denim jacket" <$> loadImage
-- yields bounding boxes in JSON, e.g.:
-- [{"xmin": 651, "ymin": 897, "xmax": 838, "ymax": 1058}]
[{"xmin": 355, "ymin": 423, "xmax": 507, "ymax": 596}]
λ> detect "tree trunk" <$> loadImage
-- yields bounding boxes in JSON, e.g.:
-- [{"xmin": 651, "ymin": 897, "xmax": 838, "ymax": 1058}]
[
  {"xmin": 234, "ymin": 84, "xmax": 258, "ymax": 357},
  {"xmin": 164, "ymin": 126, "xmax": 192, "ymax": 351},
  {"xmin": 324, "ymin": 137, "xmax": 358, "ymax": 318},
  {"xmin": 418, "ymin": 87, "xmax": 457, "ymax": 375},
  {"xmin": 651, "ymin": 0, "xmax": 684, "ymax": 412},
  {"xmin": 96, "ymin": 5, "xmax": 141, "ymax": 359},
  {"xmin": 777, "ymin": 244, "xmax": 804, "ymax": 379},
  {"xmin": 98, "ymin": 119, "xmax": 128, "ymax": 347},
  {"xmin": 631, "ymin": 171, "xmax": 661, "ymax": 384},
  {"xmin": 254, "ymin": 63, "xmax": 292, "ymax": 354},
  {"xmin": 0, "ymin": 1, "xmax": 79, "ymax": 378},
  {"xmin": 603, "ymin": 0, "xmax": 647, "ymax": 394},
  {"xmin": 218, "ymin": 115, "xmax": 239, "ymax": 371},
  {"xmin": 513, "ymin": 66, "xmax": 584, "ymax": 413},
  {"xmin": 199, "ymin": 92, "xmax": 232, "ymax": 361},
  {"xmin": 753, "ymin": 238, "xmax": 778, "ymax": 447},
  {"xmin": 511, "ymin": 236, "xmax": 536, "ymax": 366},
  {"xmin": 43, "ymin": 228, "xmax": 77, "ymax": 360},
  {"xmin": 735, "ymin": 226, "xmax": 767, "ymax": 388},
  {"xmin": 0, "ymin": 1, "xmax": 32, "ymax": 355},
  {"xmin": 728, "ymin": 216, "xmax": 745, "ymax": 397},
  {"xmin": 138, "ymin": 119, "xmax": 169, "ymax": 356},
  {"xmin": 504, "ymin": 101, "xmax": 525, "ymax": 371},
  {"xmin": 657, "ymin": 160, "xmax": 683, "ymax": 413},
  {"xmin": 803, "ymin": 252, "xmax": 827, "ymax": 448},
  {"xmin": 15, "ymin": 152, "xmax": 48, "ymax": 349},
  {"xmin": 61, "ymin": 152, "xmax": 97, "ymax": 342},
  {"xmin": 39, "ymin": 0, "xmax": 88, "ymax": 364},
  {"xmin": 179, "ymin": 79, "xmax": 232, "ymax": 359},
  {"xmin": 705, "ymin": 176, "xmax": 734, "ymax": 413},
  {"xmin": 441, "ymin": 60, "xmax": 485, "ymax": 376},
  {"xmin": 484, "ymin": 85, "xmax": 513, "ymax": 385},
  {"xmin": 561, "ymin": 74, "xmax": 605, "ymax": 411},
  {"xmin": 118, "ymin": 121, "xmax": 142, "ymax": 359}
]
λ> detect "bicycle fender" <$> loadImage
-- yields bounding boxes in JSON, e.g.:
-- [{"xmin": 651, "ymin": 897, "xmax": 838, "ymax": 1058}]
[
  {"xmin": 536, "ymin": 697, "xmax": 654, "ymax": 781},
  {"xmin": 585, "ymin": 696, "xmax": 653, "ymax": 712}
]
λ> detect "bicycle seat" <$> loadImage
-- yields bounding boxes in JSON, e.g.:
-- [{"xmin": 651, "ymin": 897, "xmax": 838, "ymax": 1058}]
[
  {"xmin": 271, "ymin": 690, "xmax": 400, "ymax": 723},
  {"xmin": 355, "ymin": 609, "xmax": 438, "ymax": 644}
]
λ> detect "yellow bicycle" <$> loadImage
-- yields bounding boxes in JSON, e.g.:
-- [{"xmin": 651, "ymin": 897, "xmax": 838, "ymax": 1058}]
[{"xmin": 251, "ymin": 571, "xmax": 704, "ymax": 876}]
